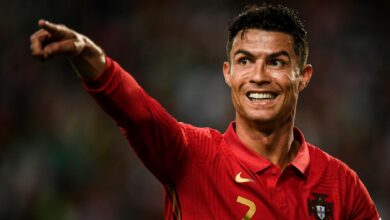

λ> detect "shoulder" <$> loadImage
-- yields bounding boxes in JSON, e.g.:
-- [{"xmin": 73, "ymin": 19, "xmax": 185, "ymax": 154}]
[
  {"xmin": 307, "ymin": 143, "xmax": 357, "ymax": 178},
  {"xmin": 174, "ymin": 123, "xmax": 231, "ymax": 179},
  {"xmin": 307, "ymin": 143, "xmax": 379, "ymax": 218},
  {"xmin": 306, "ymin": 142, "xmax": 363, "ymax": 194}
]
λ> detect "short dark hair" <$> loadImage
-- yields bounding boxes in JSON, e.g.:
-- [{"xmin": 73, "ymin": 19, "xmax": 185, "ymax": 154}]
[{"xmin": 227, "ymin": 4, "xmax": 308, "ymax": 68}]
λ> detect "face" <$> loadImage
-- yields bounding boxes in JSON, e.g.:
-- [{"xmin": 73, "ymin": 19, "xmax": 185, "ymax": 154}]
[{"xmin": 223, "ymin": 29, "xmax": 312, "ymax": 126}]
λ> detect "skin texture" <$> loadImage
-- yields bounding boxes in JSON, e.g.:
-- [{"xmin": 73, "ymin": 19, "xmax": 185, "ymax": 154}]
[
  {"xmin": 30, "ymin": 19, "xmax": 106, "ymax": 79},
  {"xmin": 223, "ymin": 29, "xmax": 313, "ymax": 169}
]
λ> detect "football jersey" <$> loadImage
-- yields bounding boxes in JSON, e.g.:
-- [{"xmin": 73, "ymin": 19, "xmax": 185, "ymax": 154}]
[{"xmin": 83, "ymin": 57, "xmax": 380, "ymax": 220}]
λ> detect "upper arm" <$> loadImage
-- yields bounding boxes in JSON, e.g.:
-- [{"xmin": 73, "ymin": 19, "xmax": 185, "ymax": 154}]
[{"xmin": 346, "ymin": 170, "xmax": 380, "ymax": 220}]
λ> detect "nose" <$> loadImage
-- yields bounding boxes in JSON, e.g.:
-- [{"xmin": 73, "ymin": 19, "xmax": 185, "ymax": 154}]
[{"xmin": 250, "ymin": 60, "xmax": 271, "ymax": 85}]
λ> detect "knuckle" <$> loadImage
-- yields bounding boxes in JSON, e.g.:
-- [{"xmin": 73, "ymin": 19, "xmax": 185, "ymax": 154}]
[
  {"xmin": 74, "ymin": 40, "xmax": 86, "ymax": 53},
  {"xmin": 57, "ymin": 24, "xmax": 68, "ymax": 32},
  {"xmin": 30, "ymin": 32, "xmax": 40, "ymax": 41}
]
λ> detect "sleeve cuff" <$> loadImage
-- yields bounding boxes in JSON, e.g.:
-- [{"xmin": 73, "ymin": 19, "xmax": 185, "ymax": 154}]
[{"xmin": 82, "ymin": 56, "xmax": 115, "ymax": 91}]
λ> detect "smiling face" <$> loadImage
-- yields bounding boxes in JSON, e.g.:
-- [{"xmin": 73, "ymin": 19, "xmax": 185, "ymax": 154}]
[{"xmin": 223, "ymin": 29, "xmax": 312, "ymax": 128}]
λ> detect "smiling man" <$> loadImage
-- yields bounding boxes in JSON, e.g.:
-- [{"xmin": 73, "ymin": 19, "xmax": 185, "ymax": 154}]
[
  {"xmin": 30, "ymin": 4, "xmax": 380, "ymax": 220},
  {"xmin": 223, "ymin": 28, "xmax": 312, "ymax": 169}
]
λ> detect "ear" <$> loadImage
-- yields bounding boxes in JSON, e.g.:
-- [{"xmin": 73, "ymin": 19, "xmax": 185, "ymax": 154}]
[
  {"xmin": 223, "ymin": 61, "xmax": 232, "ymax": 87},
  {"xmin": 298, "ymin": 64, "xmax": 313, "ymax": 92}
]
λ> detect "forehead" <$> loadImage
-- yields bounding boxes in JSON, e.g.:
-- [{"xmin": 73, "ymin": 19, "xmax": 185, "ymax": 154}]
[{"xmin": 231, "ymin": 29, "xmax": 295, "ymax": 56}]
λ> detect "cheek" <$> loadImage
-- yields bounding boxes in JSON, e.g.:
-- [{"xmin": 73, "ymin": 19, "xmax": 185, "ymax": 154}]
[
  {"xmin": 269, "ymin": 71, "xmax": 298, "ymax": 89},
  {"xmin": 229, "ymin": 73, "xmax": 247, "ymax": 91},
  {"xmin": 269, "ymin": 69, "xmax": 298, "ymax": 81},
  {"xmin": 232, "ymin": 65, "xmax": 254, "ymax": 78},
  {"xmin": 270, "ymin": 72, "xmax": 301, "ymax": 101}
]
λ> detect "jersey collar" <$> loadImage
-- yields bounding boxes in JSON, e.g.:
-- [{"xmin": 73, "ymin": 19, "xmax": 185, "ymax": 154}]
[{"xmin": 223, "ymin": 122, "xmax": 310, "ymax": 178}]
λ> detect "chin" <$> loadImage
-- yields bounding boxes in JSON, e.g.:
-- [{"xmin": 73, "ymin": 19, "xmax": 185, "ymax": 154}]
[
  {"xmin": 250, "ymin": 116, "xmax": 278, "ymax": 124},
  {"xmin": 243, "ymin": 112, "xmax": 278, "ymax": 124}
]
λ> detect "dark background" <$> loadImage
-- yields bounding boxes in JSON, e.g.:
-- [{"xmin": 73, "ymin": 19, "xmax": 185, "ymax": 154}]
[{"xmin": 1, "ymin": 0, "xmax": 389, "ymax": 219}]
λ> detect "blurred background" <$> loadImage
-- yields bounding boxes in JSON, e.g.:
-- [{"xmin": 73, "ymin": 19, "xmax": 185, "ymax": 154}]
[{"xmin": 0, "ymin": 0, "xmax": 389, "ymax": 219}]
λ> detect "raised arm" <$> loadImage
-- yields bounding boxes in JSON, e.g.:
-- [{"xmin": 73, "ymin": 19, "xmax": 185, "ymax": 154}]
[
  {"xmin": 30, "ymin": 19, "xmax": 105, "ymax": 79},
  {"xmin": 29, "ymin": 20, "xmax": 200, "ymax": 184}
]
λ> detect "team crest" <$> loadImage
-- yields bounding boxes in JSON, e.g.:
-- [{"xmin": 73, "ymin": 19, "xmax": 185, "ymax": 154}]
[{"xmin": 308, "ymin": 193, "xmax": 333, "ymax": 220}]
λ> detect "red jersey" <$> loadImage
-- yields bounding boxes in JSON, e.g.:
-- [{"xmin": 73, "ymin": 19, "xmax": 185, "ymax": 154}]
[{"xmin": 83, "ymin": 57, "xmax": 380, "ymax": 220}]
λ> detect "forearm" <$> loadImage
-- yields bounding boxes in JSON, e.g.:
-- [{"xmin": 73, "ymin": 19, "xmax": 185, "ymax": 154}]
[{"xmin": 69, "ymin": 36, "xmax": 106, "ymax": 79}]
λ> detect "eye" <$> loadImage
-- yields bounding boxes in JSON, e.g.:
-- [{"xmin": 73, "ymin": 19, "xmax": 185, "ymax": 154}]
[
  {"xmin": 238, "ymin": 57, "xmax": 251, "ymax": 66},
  {"xmin": 269, "ymin": 59, "xmax": 286, "ymax": 68}
]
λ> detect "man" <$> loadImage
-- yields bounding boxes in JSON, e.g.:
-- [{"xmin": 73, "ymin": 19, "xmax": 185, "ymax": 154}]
[{"xmin": 30, "ymin": 4, "xmax": 380, "ymax": 220}]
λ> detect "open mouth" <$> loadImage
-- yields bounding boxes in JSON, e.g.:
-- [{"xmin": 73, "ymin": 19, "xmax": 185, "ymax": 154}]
[{"xmin": 246, "ymin": 92, "xmax": 277, "ymax": 101}]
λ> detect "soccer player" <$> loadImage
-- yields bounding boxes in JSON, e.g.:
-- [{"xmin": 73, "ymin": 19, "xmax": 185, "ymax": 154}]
[{"xmin": 30, "ymin": 4, "xmax": 380, "ymax": 220}]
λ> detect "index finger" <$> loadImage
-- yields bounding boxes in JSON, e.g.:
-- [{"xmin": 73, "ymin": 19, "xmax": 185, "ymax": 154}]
[{"xmin": 38, "ymin": 19, "xmax": 68, "ymax": 39}]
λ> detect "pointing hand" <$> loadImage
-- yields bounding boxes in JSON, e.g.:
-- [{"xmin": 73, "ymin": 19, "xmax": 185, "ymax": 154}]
[{"xmin": 30, "ymin": 19, "xmax": 106, "ymax": 79}]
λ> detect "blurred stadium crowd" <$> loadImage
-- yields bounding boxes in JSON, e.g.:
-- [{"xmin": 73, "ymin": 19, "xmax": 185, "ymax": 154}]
[{"xmin": 0, "ymin": 0, "xmax": 389, "ymax": 219}]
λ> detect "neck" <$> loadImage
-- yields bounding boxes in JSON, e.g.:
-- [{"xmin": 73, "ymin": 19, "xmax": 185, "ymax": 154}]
[{"xmin": 235, "ymin": 116, "xmax": 299, "ymax": 170}]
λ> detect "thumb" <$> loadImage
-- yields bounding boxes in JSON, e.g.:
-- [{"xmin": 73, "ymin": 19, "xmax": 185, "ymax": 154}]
[{"xmin": 43, "ymin": 38, "xmax": 84, "ymax": 58}]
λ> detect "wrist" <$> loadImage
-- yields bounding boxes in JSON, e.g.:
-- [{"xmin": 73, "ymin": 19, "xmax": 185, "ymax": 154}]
[{"xmin": 70, "ymin": 36, "xmax": 106, "ymax": 79}]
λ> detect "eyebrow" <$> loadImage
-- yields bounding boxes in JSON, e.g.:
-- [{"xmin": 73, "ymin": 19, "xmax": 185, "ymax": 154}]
[
  {"xmin": 269, "ymin": 51, "xmax": 291, "ymax": 61},
  {"xmin": 233, "ymin": 49, "xmax": 254, "ymax": 58},
  {"xmin": 233, "ymin": 49, "xmax": 291, "ymax": 61}
]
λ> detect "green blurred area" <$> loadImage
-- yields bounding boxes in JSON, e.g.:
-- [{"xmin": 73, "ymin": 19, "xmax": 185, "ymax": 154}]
[{"xmin": 0, "ymin": 0, "xmax": 389, "ymax": 219}]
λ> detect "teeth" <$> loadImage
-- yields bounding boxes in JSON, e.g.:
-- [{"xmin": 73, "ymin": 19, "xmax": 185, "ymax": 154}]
[{"xmin": 248, "ymin": 92, "xmax": 276, "ymax": 100}]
